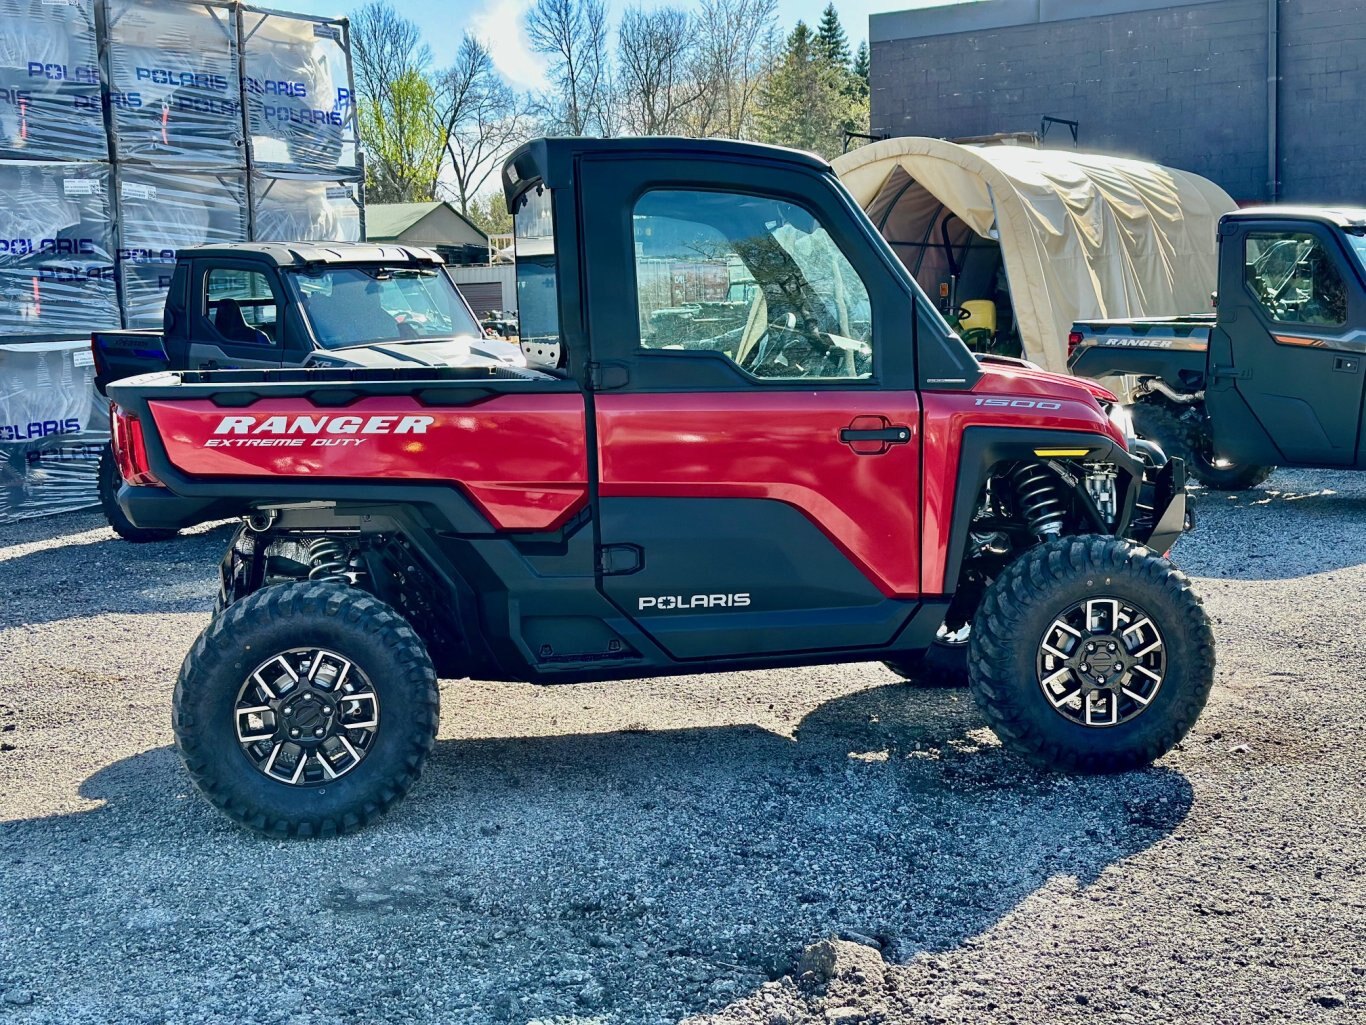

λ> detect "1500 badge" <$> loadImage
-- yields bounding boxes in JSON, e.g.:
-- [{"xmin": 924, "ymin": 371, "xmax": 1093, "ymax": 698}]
[{"xmin": 639, "ymin": 593, "xmax": 751, "ymax": 611}]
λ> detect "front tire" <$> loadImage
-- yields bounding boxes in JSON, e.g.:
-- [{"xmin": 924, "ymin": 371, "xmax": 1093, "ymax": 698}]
[
  {"xmin": 174, "ymin": 582, "xmax": 440, "ymax": 837},
  {"xmin": 968, "ymin": 535, "xmax": 1214, "ymax": 773},
  {"xmin": 99, "ymin": 444, "xmax": 178, "ymax": 542},
  {"xmin": 1131, "ymin": 400, "xmax": 1273, "ymax": 491}
]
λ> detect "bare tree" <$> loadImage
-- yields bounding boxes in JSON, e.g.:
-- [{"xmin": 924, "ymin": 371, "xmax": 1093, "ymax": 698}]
[
  {"xmin": 616, "ymin": 6, "xmax": 699, "ymax": 136},
  {"xmin": 350, "ymin": 2, "xmax": 444, "ymax": 202},
  {"xmin": 688, "ymin": 0, "xmax": 779, "ymax": 140},
  {"xmin": 434, "ymin": 36, "xmax": 532, "ymax": 215},
  {"xmin": 526, "ymin": 0, "xmax": 613, "ymax": 136},
  {"xmin": 350, "ymin": 1, "xmax": 431, "ymax": 106}
]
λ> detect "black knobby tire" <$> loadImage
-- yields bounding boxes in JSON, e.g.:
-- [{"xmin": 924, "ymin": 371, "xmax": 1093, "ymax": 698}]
[
  {"xmin": 968, "ymin": 535, "xmax": 1214, "ymax": 773},
  {"xmin": 885, "ymin": 636, "xmax": 969, "ymax": 688},
  {"xmin": 98, "ymin": 443, "xmax": 179, "ymax": 543},
  {"xmin": 1131, "ymin": 401, "xmax": 1273, "ymax": 491},
  {"xmin": 174, "ymin": 581, "xmax": 440, "ymax": 838}
]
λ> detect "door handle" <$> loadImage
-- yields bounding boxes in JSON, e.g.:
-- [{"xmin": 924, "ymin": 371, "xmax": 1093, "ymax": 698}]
[
  {"xmin": 840, "ymin": 427, "xmax": 911, "ymax": 443},
  {"xmin": 841, "ymin": 416, "xmax": 912, "ymax": 455},
  {"xmin": 1333, "ymin": 355, "xmax": 1360, "ymax": 374},
  {"xmin": 1210, "ymin": 365, "xmax": 1248, "ymax": 380}
]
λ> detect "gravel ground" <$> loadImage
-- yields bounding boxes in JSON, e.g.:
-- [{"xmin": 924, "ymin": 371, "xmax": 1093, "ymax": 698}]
[{"xmin": 1, "ymin": 468, "xmax": 1364, "ymax": 1024}]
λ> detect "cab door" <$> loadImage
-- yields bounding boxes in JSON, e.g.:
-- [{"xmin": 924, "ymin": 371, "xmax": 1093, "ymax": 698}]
[
  {"xmin": 580, "ymin": 157, "xmax": 925, "ymax": 662},
  {"xmin": 1209, "ymin": 221, "xmax": 1365, "ymax": 466},
  {"xmin": 187, "ymin": 260, "xmax": 288, "ymax": 371}
]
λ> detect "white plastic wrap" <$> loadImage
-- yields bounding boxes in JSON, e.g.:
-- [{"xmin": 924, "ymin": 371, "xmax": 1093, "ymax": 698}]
[
  {"xmin": 103, "ymin": 0, "xmax": 244, "ymax": 168},
  {"xmin": 0, "ymin": 161, "xmax": 118, "ymax": 337},
  {"xmin": 0, "ymin": 339, "xmax": 107, "ymax": 523},
  {"xmin": 0, "ymin": 0, "xmax": 108, "ymax": 160},
  {"xmin": 251, "ymin": 174, "xmax": 361, "ymax": 243},
  {"xmin": 240, "ymin": 7, "xmax": 358, "ymax": 175},
  {"xmin": 116, "ymin": 166, "xmax": 248, "ymax": 327}
]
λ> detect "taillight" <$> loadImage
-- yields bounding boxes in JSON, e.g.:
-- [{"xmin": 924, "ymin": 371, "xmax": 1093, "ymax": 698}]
[
  {"xmin": 109, "ymin": 403, "xmax": 163, "ymax": 487},
  {"xmin": 1067, "ymin": 331, "xmax": 1084, "ymax": 358}
]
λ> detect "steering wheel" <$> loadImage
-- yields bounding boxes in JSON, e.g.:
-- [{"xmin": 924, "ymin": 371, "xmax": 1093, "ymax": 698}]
[{"xmin": 741, "ymin": 322, "xmax": 870, "ymax": 379}]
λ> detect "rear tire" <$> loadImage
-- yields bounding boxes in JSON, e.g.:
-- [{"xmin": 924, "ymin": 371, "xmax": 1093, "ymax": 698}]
[
  {"xmin": 99, "ymin": 444, "xmax": 178, "ymax": 543},
  {"xmin": 968, "ymin": 535, "xmax": 1214, "ymax": 773},
  {"xmin": 174, "ymin": 582, "xmax": 440, "ymax": 837},
  {"xmin": 1131, "ymin": 400, "xmax": 1272, "ymax": 491}
]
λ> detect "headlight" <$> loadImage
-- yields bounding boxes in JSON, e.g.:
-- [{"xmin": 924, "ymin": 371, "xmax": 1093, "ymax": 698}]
[{"xmin": 1106, "ymin": 402, "xmax": 1134, "ymax": 439}]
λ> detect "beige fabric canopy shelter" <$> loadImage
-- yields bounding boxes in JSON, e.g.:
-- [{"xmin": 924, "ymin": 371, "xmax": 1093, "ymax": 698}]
[{"xmin": 832, "ymin": 137, "xmax": 1236, "ymax": 373}]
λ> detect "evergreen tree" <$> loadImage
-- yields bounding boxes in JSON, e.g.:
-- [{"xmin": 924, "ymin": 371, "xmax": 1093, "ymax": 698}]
[
  {"xmin": 815, "ymin": 3, "xmax": 850, "ymax": 70},
  {"xmin": 852, "ymin": 39, "xmax": 870, "ymax": 94},
  {"xmin": 755, "ymin": 20, "xmax": 865, "ymax": 158}
]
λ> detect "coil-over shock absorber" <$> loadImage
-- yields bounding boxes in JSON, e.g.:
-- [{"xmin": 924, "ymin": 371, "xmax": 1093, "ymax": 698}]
[
  {"xmin": 1012, "ymin": 463, "xmax": 1067, "ymax": 538},
  {"xmin": 306, "ymin": 537, "xmax": 365, "ymax": 585}
]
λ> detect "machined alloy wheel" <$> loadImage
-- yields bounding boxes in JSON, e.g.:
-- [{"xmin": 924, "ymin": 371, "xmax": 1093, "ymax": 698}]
[
  {"xmin": 175, "ymin": 581, "xmax": 439, "ymax": 837},
  {"xmin": 968, "ymin": 534, "xmax": 1214, "ymax": 773},
  {"xmin": 235, "ymin": 648, "xmax": 381, "ymax": 786},
  {"xmin": 1036, "ymin": 597, "xmax": 1165, "ymax": 728}
]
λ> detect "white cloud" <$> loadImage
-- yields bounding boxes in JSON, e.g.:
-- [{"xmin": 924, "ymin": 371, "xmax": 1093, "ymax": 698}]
[{"xmin": 469, "ymin": 0, "xmax": 551, "ymax": 93}]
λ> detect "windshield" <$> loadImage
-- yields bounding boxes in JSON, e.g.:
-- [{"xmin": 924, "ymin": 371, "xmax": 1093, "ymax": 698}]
[
  {"xmin": 1347, "ymin": 231, "xmax": 1366, "ymax": 274},
  {"xmin": 285, "ymin": 265, "xmax": 482, "ymax": 350}
]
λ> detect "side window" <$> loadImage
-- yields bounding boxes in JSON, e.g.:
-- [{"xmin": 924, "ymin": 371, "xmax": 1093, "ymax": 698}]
[
  {"xmin": 205, "ymin": 268, "xmax": 280, "ymax": 344},
  {"xmin": 1244, "ymin": 232, "xmax": 1347, "ymax": 328},
  {"xmin": 632, "ymin": 189, "xmax": 873, "ymax": 381}
]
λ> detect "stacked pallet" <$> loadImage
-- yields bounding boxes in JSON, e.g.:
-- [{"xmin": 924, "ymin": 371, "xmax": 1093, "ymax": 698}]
[{"xmin": 0, "ymin": 0, "xmax": 363, "ymax": 523}]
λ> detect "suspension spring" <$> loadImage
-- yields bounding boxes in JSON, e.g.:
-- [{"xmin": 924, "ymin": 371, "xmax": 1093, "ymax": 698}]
[
  {"xmin": 1012, "ymin": 462, "xmax": 1067, "ymax": 538},
  {"xmin": 306, "ymin": 537, "xmax": 360, "ymax": 584}
]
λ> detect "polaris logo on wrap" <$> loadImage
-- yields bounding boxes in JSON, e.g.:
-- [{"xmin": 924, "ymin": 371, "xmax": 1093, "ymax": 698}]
[
  {"xmin": 27, "ymin": 62, "xmax": 99, "ymax": 83},
  {"xmin": 0, "ymin": 238, "xmax": 97, "ymax": 257},
  {"xmin": 245, "ymin": 78, "xmax": 309, "ymax": 98},
  {"xmin": 638, "ymin": 593, "xmax": 752, "ymax": 611},
  {"xmin": 2, "ymin": 418, "xmax": 81, "ymax": 443},
  {"xmin": 204, "ymin": 414, "xmax": 434, "ymax": 449},
  {"xmin": 135, "ymin": 67, "xmax": 230, "ymax": 92}
]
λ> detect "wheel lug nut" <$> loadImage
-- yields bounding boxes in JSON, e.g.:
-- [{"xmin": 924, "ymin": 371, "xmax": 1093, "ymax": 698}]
[
  {"xmin": 1109, "ymin": 643, "xmax": 1116, "ymax": 652},
  {"xmin": 283, "ymin": 706, "xmax": 293, "ymax": 715},
  {"xmin": 303, "ymin": 694, "xmax": 313, "ymax": 702},
  {"xmin": 1080, "ymin": 663, "xmax": 1089, "ymax": 671},
  {"xmin": 314, "ymin": 727, "xmax": 325, "ymax": 737},
  {"xmin": 322, "ymin": 706, "xmax": 332, "ymax": 715},
  {"xmin": 290, "ymin": 728, "xmax": 300, "ymax": 738}
]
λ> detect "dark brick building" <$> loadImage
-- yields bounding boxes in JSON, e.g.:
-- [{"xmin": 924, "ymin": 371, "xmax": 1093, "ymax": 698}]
[{"xmin": 869, "ymin": 0, "xmax": 1366, "ymax": 204}]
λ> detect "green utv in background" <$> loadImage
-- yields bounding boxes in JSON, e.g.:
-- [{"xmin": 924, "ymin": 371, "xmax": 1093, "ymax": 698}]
[{"xmin": 1069, "ymin": 207, "xmax": 1366, "ymax": 490}]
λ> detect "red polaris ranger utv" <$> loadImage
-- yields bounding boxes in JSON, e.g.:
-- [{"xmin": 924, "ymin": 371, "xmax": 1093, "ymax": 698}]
[{"xmin": 108, "ymin": 139, "xmax": 1212, "ymax": 837}]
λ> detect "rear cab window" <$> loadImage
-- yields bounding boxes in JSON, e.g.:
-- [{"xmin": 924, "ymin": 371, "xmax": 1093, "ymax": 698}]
[
  {"xmin": 204, "ymin": 268, "xmax": 280, "ymax": 345},
  {"xmin": 514, "ymin": 185, "xmax": 562, "ymax": 369}
]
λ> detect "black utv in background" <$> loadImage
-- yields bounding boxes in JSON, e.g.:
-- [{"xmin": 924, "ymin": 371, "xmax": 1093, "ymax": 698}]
[
  {"xmin": 92, "ymin": 243, "xmax": 521, "ymax": 540},
  {"xmin": 1069, "ymin": 207, "xmax": 1366, "ymax": 489}
]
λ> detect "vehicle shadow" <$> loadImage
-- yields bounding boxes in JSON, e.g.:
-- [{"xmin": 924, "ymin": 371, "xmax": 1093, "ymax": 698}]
[
  {"xmin": 0, "ymin": 516, "xmax": 232, "ymax": 629},
  {"xmin": 1179, "ymin": 468, "xmax": 1366, "ymax": 581},
  {"xmin": 0, "ymin": 682, "xmax": 1194, "ymax": 1025}
]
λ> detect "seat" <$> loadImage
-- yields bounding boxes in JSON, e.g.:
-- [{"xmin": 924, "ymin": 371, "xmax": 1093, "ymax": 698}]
[{"xmin": 214, "ymin": 298, "xmax": 259, "ymax": 344}]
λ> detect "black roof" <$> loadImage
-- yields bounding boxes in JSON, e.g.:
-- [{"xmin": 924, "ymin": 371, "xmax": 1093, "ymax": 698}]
[
  {"xmin": 178, "ymin": 242, "xmax": 445, "ymax": 267},
  {"xmin": 1223, "ymin": 206, "xmax": 1366, "ymax": 230},
  {"xmin": 502, "ymin": 136, "xmax": 830, "ymax": 209}
]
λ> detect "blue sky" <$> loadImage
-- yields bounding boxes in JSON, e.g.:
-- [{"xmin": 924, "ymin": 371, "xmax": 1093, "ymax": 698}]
[{"xmin": 274, "ymin": 0, "xmax": 963, "ymax": 91}]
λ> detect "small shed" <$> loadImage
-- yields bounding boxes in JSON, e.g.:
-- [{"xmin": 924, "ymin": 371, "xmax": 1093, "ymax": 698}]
[
  {"xmin": 833, "ymin": 138, "xmax": 1236, "ymax": 372},
  {"xmin": 364, "ymin": 201, "xmax": 490, "ymax": 266}
]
